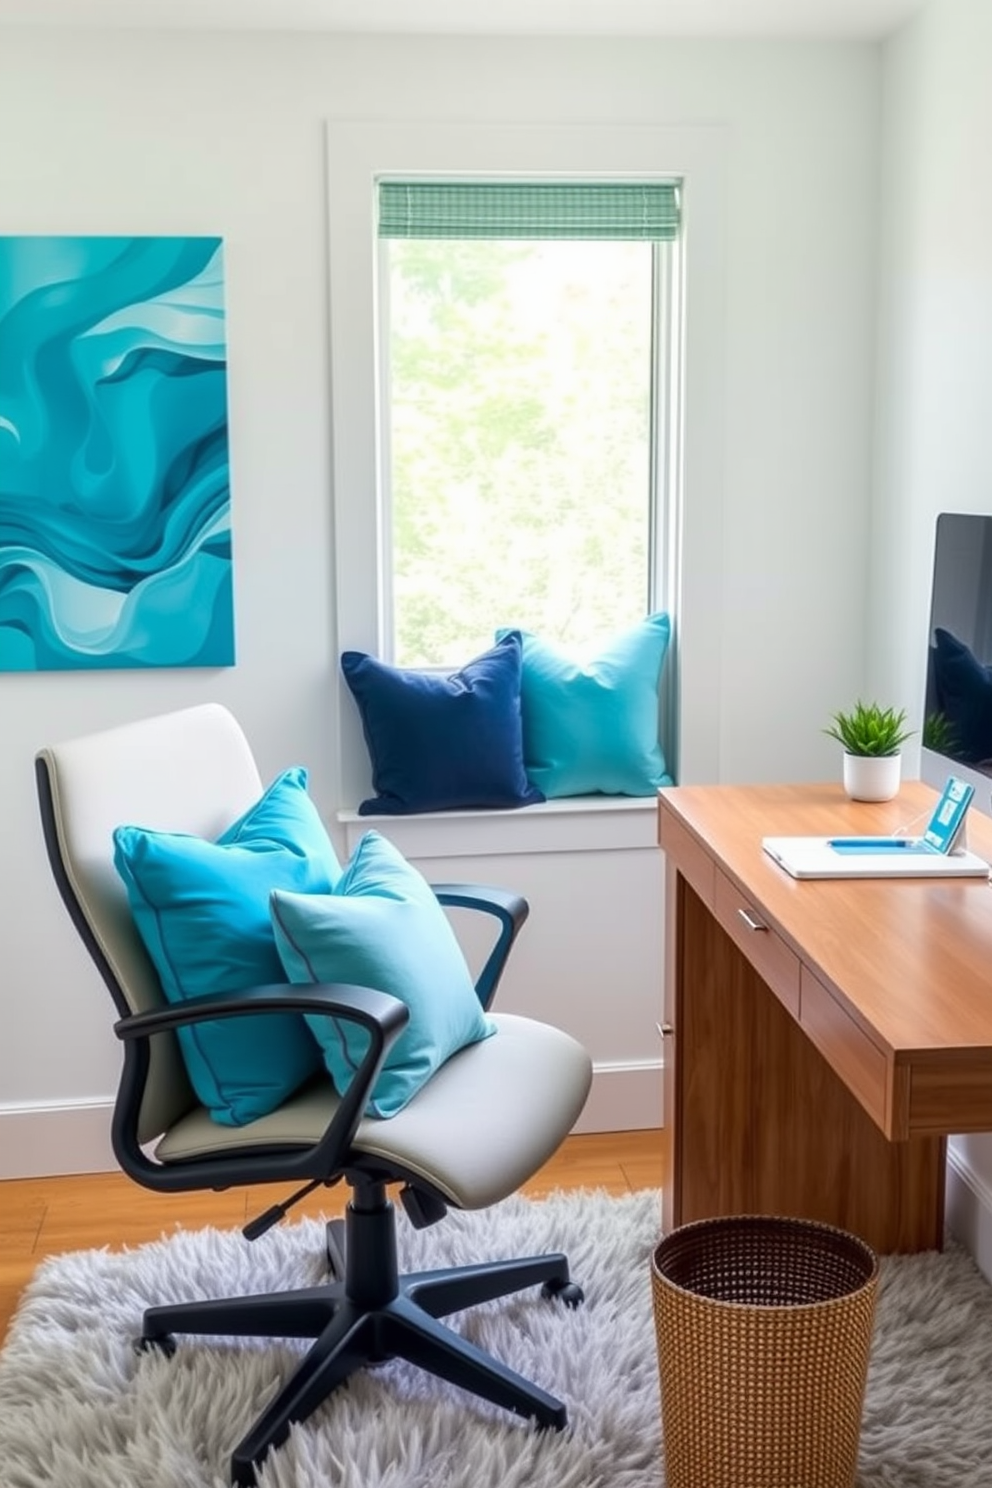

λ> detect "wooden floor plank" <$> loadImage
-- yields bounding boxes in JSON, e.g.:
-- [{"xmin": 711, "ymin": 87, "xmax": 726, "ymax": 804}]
[
  {"xmin": 0, "ymin": 1201, "xmax": 47, "ymax": 1253},
  {"xmin": 33, "ymin": 1185, "xmax": 253, "ymax": 1258},
  {"xmin": 619, "ymin": 1129, "xmax": 665, "ymax": 1193}
]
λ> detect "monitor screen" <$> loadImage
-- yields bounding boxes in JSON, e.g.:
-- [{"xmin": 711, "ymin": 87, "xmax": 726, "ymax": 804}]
[{"xmin": 921, "ymin": 512, "xmax": 992, "ymax": 813}]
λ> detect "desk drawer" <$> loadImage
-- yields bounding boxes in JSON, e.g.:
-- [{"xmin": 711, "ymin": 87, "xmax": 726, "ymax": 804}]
[
  {"xmin": 800, "ymin": 967, "xmax": 888, "ymax": 1132},
  {"xmin": 714, "ymin": 869, "xmax": 800, "ymax": 1017}
]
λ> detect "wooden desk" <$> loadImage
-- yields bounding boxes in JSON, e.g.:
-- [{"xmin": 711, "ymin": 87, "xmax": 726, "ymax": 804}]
[{"xmin": 658, "ymin": 781, "xmax": 992, "ymax": 1253}]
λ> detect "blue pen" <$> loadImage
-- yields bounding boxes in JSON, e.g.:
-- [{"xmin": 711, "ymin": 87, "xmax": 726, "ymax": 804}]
[{"xmin": 828, "ymin": 837, "xmax": 928, "ymax": 853}]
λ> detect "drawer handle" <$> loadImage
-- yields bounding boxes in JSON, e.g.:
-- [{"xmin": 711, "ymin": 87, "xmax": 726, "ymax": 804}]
[{"xmin": 737, "ymin": 907, "xmax": 768, "ymax": 933}]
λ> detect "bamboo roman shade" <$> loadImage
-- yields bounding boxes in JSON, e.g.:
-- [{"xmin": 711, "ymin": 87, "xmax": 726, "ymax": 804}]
[{"xmin": 377, "ymin": 180, "xmax": 681, "ymax": 241}]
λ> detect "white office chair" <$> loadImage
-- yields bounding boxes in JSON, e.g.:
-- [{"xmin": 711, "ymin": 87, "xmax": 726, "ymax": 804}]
[{"xmin": 36, "ymin": 703, "xmax": 592, "ymax": 1486}]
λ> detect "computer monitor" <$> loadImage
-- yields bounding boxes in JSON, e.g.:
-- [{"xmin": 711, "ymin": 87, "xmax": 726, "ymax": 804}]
[{"xmin": 921, "ymin": 511, "xmax": 992, "ymax": 816}]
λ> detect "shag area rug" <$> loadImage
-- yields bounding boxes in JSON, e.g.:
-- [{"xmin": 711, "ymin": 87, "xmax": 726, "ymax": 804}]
[{"xmin": 1, "ymin": 1188, "xmax": 991, "ymax": 1486}]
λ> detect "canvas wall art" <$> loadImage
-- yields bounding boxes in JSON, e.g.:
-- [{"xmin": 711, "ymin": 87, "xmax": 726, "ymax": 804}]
[{"xmin": 0, "ymin": 235, "xmax": 235, "ymax": 670}]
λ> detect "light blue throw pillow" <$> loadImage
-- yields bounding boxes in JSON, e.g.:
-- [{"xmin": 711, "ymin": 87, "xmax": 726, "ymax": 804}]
[
  {"xmin": 113, "ymin": 767, "xmax": 341, "ymax": 1126},
  {"xmin": 270, "ymin": 830, "xmax": 495, "ymax": 1119},
  {"xmin": 497, "ymin": 613, "xmax": 674, "ymax": 798}
]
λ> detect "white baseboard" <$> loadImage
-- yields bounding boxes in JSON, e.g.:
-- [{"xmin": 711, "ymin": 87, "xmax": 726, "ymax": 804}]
[
  {"xmin": 946, "ymin": 1145, "xmax": 992, "ymax": 1285},
  {"xmin": 0, "ymin": 1098, "xmax": 116, "ymax": 1179},
  {"xmin": 571, "ymin": 1059, "xmax": 664, "ymax": 1134},
  {"xmin": 0, "ymin": 1060, "xmax": 665, "ymax": 1179}
]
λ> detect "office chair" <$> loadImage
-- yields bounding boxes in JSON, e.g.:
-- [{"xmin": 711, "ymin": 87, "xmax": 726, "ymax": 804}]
[{"xmin": 36, "ymin": 704, "xmax": 593, "ymax": 1487}]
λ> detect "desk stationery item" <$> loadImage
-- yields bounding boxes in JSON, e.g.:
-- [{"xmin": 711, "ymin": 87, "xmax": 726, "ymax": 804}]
[
  {"xmin": 762, "ymin": 776, "xmax": 985, "ymax": 879},
  {"xmin": 918, "ymin": 775, "xmax": 974, "ymax": 852}
]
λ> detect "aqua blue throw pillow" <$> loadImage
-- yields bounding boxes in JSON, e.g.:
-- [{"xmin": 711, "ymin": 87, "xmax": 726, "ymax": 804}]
[
  {"xmin": 340, "ymin": 632, "xmax": 544, "ymax": 815},
  {"xmin": 270, "ymin": 830, "xmax": 495, "ymax": 1119},
  {"xmin": 113, "ymin": 768, "xmax": 341, "ymax": 1126},
  {"xmin": 497, "ymin": 613, "xmax": 674, "ymax": 798}
]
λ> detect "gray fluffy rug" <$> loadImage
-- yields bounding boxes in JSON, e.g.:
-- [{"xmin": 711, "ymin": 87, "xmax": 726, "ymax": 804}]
[{"xmin": 1, "ymin": 1189, "xmax": 991, "ymax": 1486}]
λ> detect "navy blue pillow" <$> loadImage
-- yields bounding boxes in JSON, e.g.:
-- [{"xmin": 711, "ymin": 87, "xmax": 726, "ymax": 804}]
[
  {"xmin": 341, "ymin": 633, "xmax": 544, "ymax": 815},
  {"xmin": 932, "ymin": 627, "xmax": 992, "ymax": 763}
]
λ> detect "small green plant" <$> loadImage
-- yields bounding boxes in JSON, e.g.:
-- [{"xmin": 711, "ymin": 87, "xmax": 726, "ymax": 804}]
[{"xmin": 824, "ymin": 700, "xmax": 914, "ymax": 758}]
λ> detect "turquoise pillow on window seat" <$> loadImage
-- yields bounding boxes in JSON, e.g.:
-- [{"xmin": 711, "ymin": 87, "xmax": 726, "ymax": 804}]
[
  {"xmin": 113, "ymin": 767, "xmax": 341, "ymax": 1126},
  {"xmin": 497, "ymin": 612, "xmax": 673, "ymax": 798}
]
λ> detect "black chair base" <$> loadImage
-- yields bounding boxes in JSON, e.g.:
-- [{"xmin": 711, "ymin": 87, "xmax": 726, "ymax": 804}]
[{"xmin": 136, "ymin": 1183, "xmax": 578, "ymax": 1486}]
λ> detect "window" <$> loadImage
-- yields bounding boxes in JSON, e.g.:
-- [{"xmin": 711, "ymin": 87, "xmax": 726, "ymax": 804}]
[
  {"xmin": 326, "ymin": 120, "xmax": 727, "ymax": 807},
  {"xmin": 375, "ymin": 179, "xmax": 682, "ymax": 669}
]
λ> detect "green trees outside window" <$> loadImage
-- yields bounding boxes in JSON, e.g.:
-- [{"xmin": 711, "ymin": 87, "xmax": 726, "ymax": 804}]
[{"xmin": 384, "ymin": 237, "xmax": 655, "ymax": 668}]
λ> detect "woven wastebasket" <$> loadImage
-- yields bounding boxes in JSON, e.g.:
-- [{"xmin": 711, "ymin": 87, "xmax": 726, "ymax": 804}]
[{"xmin": 651, "ymin": 1215, "xmax": 879, "ymax": 1488}]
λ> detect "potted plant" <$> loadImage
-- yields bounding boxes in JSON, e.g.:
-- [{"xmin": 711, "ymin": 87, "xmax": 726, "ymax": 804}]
[{"xmin": 824, "ymin": 700, "xmax": 915, "ymax": 802}]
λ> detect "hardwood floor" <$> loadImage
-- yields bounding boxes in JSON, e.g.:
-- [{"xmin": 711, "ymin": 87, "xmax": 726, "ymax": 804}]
[{"xmin": 0, "ymin": 1129, "xmax": 663, "ymax": 1345}]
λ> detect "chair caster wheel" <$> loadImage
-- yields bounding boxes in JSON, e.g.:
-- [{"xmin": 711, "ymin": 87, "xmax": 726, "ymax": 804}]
[
  {"xmin": 541, "ymin": 1278, "xmax": 584, "ymax": 1308},
  {"xmin": 133, "ymin": 1332, "xmax": 177, "ymax": 1358}
]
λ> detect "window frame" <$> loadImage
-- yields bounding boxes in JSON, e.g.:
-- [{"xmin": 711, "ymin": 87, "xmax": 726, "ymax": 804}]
[{"xmin": 325, "ymin": 119, "xmax": 727, "ymax": 812}]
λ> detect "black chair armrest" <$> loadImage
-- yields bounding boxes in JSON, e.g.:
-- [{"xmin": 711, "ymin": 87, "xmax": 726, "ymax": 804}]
[
  {"xmin": 114, "ymin": 982, "xmax": 408, "ymax": 1043},
  {"xmin": 113, "ymin": 983, "xmax": 409, "ymax": 1192},
  {"xmin": 430, "ymin": 884, "xmax": 529, "ymax": 1010}
]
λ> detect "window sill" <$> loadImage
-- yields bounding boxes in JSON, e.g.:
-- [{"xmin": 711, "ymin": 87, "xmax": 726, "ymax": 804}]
[{"xmin": 336, "ymin": 794, "xmax": 661, "ymax": 859}]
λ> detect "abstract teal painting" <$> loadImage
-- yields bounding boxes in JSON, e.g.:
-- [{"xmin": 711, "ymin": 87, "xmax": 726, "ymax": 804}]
[{"xmin": 0, "ymin": 236, "xmax": 234, "ymax": 670}]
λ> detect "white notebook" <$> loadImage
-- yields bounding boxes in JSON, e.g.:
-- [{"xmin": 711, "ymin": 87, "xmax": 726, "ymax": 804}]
[{"xmin": 761, "ymin": 835, "xmax": 990, "ymax": 880}]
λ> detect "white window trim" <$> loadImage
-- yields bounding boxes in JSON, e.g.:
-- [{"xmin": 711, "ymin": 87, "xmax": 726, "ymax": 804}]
[{"xmin": 325, "ymin": 119, "xmax": 727, "ymax": 818}]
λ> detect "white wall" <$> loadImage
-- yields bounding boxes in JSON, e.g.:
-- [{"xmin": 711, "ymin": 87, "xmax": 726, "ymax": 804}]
[
  {"xmin": 875, "ymin": 0, "xmax": 992, "ymax": 1274},
  {"xmin": 0, "ymin": 27, "xmax": 879, "ymax": 1172}
]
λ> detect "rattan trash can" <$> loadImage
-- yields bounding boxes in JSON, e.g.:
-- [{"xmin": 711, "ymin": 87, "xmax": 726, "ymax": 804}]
[{"xmin": 650, "ymin": 1215, "xmax": 879, "ymax": 1488}]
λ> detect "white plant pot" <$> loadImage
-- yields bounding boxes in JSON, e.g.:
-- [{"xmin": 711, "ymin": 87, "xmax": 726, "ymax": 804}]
[{"xmin": 843, "ymin": 752, "xmax": 901, "ymax": 803}]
